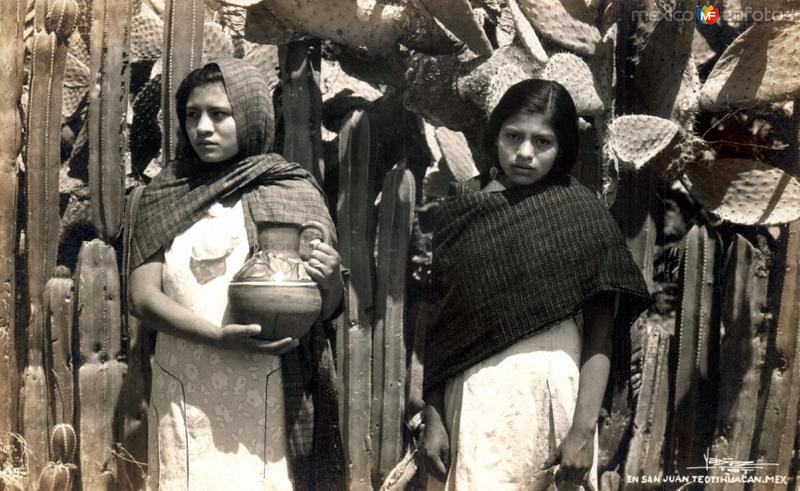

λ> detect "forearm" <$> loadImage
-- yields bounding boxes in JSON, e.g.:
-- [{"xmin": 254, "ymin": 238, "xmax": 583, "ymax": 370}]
[
  {"xmin": 131, "ymin": 287, "xmax": 222, "ymax": 346},
  {"xmin": 571, "ymin": 293, "xmax": 614, "ymax": 435},
  {"xmin": 423, "ymin": 382, "xmax": 446, "ymax": 423},
  {"xmin": 319, "ymin": 274, "xmax": 343, "ymax": 320}
]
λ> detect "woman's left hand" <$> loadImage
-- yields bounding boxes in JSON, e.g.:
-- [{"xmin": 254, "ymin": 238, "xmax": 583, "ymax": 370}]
[
  {"xmin": 303, "ymin": 239, "xmax": 342, "ymax": 292},
  {"xmin": 541, "ymin": 426, "xmax": 594, "ymax": 487}
]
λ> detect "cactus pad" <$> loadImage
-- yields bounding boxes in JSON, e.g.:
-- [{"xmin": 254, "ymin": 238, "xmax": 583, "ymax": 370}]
[
  {"xmin": 241, "ymin": 40, "xmax": 280, "ymax": 91},
  {"xmin": 130, "ymin": 10, "xmax": 163, "ymax": 62},
  {"xmin": 518, "ymin": 0, "xmax": 601, "ymax": 56},
  {"xmin": 321, "ymin": 59, "xmax": 383, "ymax": 103},
  {"xmin": 606, "ymin": 115, "xmax": 681, "ymax": 169},
  {"xmin": 434, "ymin": 127, "xmax": 479, "ymax": 182},
  {"xmin": 485, "ymin": 63, "xmax": 529, "ymax": 113},
  {"xmin": 541, "ymin": 52, "xmax": 603, "ymax": 115},
  {"xmin": 63, "ymin": 51, "xmax": 90, "ymax": 120},
  {"xmin": 420, "ymin": 0, "xmax": 493, "ymax": 56},
  {"xmin": 508, "ymin": 0, "xmax": 547, "ymax": 65},
  {"xmin": 701, "ymin": 20, "xmax": 800, "ymax": 111},
  {"xmin": 202, "ymin": 22, "xmax": 234, "ymax": 63},
  {"xmin": 685, "ymin": 159, "xmax": 800, "ymax": 225}
]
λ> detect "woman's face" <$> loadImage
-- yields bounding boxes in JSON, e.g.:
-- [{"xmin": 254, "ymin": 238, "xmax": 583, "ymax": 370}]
[
  {"xmin": 495, "ymin": 112, "xmax": 559, "ymax": 188},
  {"xmin": 185, "ymin": 82, "xmax": 239, "ymax": 163}
]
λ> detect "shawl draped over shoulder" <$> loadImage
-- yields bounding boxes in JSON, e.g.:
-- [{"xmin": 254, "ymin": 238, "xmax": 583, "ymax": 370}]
[
  {"xmin": 129, "ymin": 58, "xmax": 344, "ymax": 490},
  {"xmin": 424, "ymin": 174, "xmax": 652, "ymax": 390}
]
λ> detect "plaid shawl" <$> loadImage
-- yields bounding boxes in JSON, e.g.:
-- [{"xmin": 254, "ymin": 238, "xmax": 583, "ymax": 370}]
[
  {"xmin": 424, "ymin": 174, "xmax": 652, "ymax": 390},
  {"xmin": 129, "ymin": 58, "xmax": 345, "ymax": 489}
]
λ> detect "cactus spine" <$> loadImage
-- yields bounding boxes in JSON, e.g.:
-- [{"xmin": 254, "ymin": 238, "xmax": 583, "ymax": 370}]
[
  {"xmin": 710, "ymin": 234, "xmax": 768, "ymax": 486},
  {"xmin": 0, "ymin": 0, "xmax": 27, "ymax": 435},
  {"xmin": 74, "ymin": 240, "xmax": 125, "ymax": 489},
  {"xmin": 43, "ymin": 268, "xmax": 75, "ymax": 427},
  {"xmin": 671, "ymin": 224, "xmax": 717, "ymax": 473},
  {"xmin": 336, "ymin": 110, "xmax": 377, "ymax": 490},
  {"xmin": 161, "ymin": 0, "xmax": 204, "ymax": 161},
  {"xmin": 371, "ymin": 163, "xmax": 415, "ymax": 487},
  {"xmin": 87, "ymin": 0, "xmax": 133, "ymax": 241}
]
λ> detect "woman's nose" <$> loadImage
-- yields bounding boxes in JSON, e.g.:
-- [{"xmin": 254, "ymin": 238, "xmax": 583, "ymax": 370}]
[
  {"xmin": 517, "ymin": 140, "xmax": 534, "ymax": 159},
  {"xmin": 196, "ymin": 112, "xmax": 213, "ymax": 133}
]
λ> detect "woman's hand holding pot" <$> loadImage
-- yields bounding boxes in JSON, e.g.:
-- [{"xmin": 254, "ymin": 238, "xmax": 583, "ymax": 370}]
[
  {"xmin": 303, "ymin": 239, "xmax": 342, "ymax": 291},
  {"xmin": 541, "ymin": 426, "xmax": 594, "ymax": 488},
  {"xmin": 420, "ymin": 405, "xmax": 451, "ymax": 482},
  {"xmin": 218, "ymin": 323, "xmax": 299, "ymax": 354}
]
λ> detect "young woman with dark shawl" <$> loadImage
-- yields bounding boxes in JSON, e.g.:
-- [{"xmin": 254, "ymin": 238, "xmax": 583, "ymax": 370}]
[
  {"xmin": 128, "ymin": 59, "xmax": 345, "ymax": 490},
  {"xmin": 420, "ymin": 80, "xmax": 652, "ymax": 490}
]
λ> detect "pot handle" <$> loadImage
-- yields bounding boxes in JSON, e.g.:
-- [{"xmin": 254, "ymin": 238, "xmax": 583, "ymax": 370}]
[{"xmin": 300, "ymin": 220, "xmax": 331, "ymax": 245}]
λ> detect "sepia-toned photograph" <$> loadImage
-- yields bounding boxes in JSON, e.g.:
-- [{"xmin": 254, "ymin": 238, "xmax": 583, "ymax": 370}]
[{"xmin": 1, "ymin": 0, "xmax": 799, "ymax": 489}]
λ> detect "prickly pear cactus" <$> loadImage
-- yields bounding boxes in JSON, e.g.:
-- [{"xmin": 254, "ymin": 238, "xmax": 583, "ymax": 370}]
[
  {"xmin": 0, "ymin": 0, "xmax": 26, "ymax": 436},
  {"xmin": 419, "ymin": 0, "xmax": 493, "ymax": 56},
  {"xmin": 701, "ymin": 20, "xmax": 800, "ymax": 111},
  {"xmin": 541, "ymin": 53, "xmax": 604, "ymax": 116},
  {"xmin": 507, "ymin": 0, "xmax": 547, "ymax": 64},
  {"xmin": 685, "ymin": 159, "xmax": 800, "ymax": 226},
  {"xmin": 517, "ymin": 0, "xmax": 601, "ymax": 56},
  {"xmin": 606, "ymin": 115, "xmax": 682, "ymax": 170},
  {"xmin": 434, "ymin": 127, "xmax": 479, "ymax": 182}
]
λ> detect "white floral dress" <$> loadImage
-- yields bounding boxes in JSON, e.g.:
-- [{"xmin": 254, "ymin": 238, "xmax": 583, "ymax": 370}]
[{"xmin": 147, "ymin": 200, "xmax": 293, "ymax": 490}]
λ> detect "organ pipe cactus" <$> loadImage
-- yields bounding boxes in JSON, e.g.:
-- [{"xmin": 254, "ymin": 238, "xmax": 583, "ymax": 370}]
[
  {"xmin": 43, "ymin": 268, "xmax": 75, "ymax": 427},
  {"xmin": 624, "ymin": 325, "xmax": 670, "ymax": 478},
  {"xmin": 280, "ymin": 40, "xmax": 324, "ymax": 183},
  {"xmin": 670, "ymin": 224, "xmax": 717, "ymax": 474},
  {"xmin": 0, "ymin": 0, "xmax": 26, "ymax": 435},
  {"xmin": 710, "ymin": 234, "xmax": 768, "ymax": 486},
  {"xmin": 87, "ymin": 0, "xmax": 133, "ymax": 241},
  {"xmin": 74, "ymin": 240, "xmax": 125, "ymax": 489},
  {"xmin": 22, "ymin": 4, "xmax": 75, "ymax": 477},
  {"xmin": 161, "ymin": 0, "xmax": 204, "ymax": 161},
  {"xmin": 371, "ymin": 163, "xmax": 415, "ymax": 488},
  {"xmin": 336, "ymin": 110, "xmax": 378, "ymax": 490},
  {"xmin": 38, "ymin": 462, "xmax": 78, "ymax": 491}
]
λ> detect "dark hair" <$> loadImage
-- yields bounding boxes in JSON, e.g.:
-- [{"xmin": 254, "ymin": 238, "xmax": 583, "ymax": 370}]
[
  {"xmin": 484, "ymin": 79, "xmax": 579, "ymax": 178},
  {"xmin": 175, "ymin": 63, "xmax": 226, "ymax": 135}
]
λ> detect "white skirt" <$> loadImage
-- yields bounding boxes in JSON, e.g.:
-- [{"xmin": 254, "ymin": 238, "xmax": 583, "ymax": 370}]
[{"xmin": 428, "ymin": 316, "xmax": 599, "ymax": 491}]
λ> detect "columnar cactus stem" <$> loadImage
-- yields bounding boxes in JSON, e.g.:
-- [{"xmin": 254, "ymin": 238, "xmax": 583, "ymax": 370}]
[
  {"xmin": 335, "ymin": 110, "xmax": 377, "ymax": 490},
  {"xmin": 87, "ymin": 0, "xmax": 133, "ymax": 241},
  {"xmin": 74, "ymin": 240, "xmax": 125, "ymax": 489},
  {"xmin": 0, "ymin": 0, "xmax": 27, "ymax": 436},
  {"xmin": 22, "ymin": 15, "xmax": 72, "ymax": 479},
  {"xmin": 670, "ymin": 224, "xmax": 717, "ymax": 474},
  {"xmin": 753, "ymin": 101, "xmax": 800, "ymax": 488},
  {"xmin": 161, "ymin": 0, "xmax": 204, "ymax": 161},
  {"xmin": 280, "ymin": 39, "xmax": 324, "ymax": 184},
  {"xmin": 43, "ymin": 268, "xmax": 75, "ymax": 427},
  {"xmin": 625, "ymin": 325, "xmax": 670, "ymax": 478},
  {"xmin": 371, "ymin": 163, "xmax": 414, "ymax": 487},
  {"xmin": 117, "ymin": 186, "xmax": 151, "ymax": 491},
  {"xmin": 710, "ymin": 234, "xmax": 768, "ymax": 486}
]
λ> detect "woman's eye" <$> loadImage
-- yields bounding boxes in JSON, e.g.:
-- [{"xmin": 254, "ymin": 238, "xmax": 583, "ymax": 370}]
[
  {"xmin": 213, "ymin": 111, "xmax": 229, "ymax": 119},
  {"xmin": 186, "ymin": 111, "xmax": 198, "ymax": 119},
  {"xmin": 537, "ymin": 138, "xmax": 553, "ymax": 146},
  {"xmin": 505, "ymin": 132, "xmax": 521, "ymax": 141}
]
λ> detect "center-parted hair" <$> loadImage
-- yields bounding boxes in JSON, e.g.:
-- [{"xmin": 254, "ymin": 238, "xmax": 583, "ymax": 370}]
[{"xmin": 484, "ymin": 79, "xmax": 579, "ymax": 178}]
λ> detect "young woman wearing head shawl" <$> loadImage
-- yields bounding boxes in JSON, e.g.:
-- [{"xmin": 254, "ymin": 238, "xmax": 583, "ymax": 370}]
[
  {"xmin": 419, "ymin": 80, "xmax": 652, "ymax": 490},
  {"xmin": 128, "ymin": 59, "xmax": 345, "ymax": 490}
]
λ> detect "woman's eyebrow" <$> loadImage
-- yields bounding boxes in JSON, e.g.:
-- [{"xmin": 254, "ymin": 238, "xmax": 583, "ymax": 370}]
[
  {"xmin": 504, "ymin": 126, "xmax": 555, "ymax": 137},
  {"xmin": 185, "ymin": 103, "xmax": 232, "ymax": 111}
]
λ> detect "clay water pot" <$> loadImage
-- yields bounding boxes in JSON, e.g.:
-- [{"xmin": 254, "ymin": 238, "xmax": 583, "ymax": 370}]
[{"xmin": 228, "ymin": 221, "xmax": 329, "ymax": 340}]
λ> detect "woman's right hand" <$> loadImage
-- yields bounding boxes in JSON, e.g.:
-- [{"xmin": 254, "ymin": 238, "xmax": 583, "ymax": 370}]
[
  {"xmin": 420, "ymin": 405, "xmax": 450, "ymax": 482},
  {"xmin": 217, "ymin": 324, "xmax": 299, "ymax": 355}
]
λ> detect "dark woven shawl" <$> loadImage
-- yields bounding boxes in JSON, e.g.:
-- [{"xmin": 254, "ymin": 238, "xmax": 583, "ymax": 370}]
[
  {"xmin": 424, "ymin": 175, "xmax": 651, "ymax": 390},
  {"xmin": 129, "ymin": 58, "xmax": 344, "ymax": 489}
]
